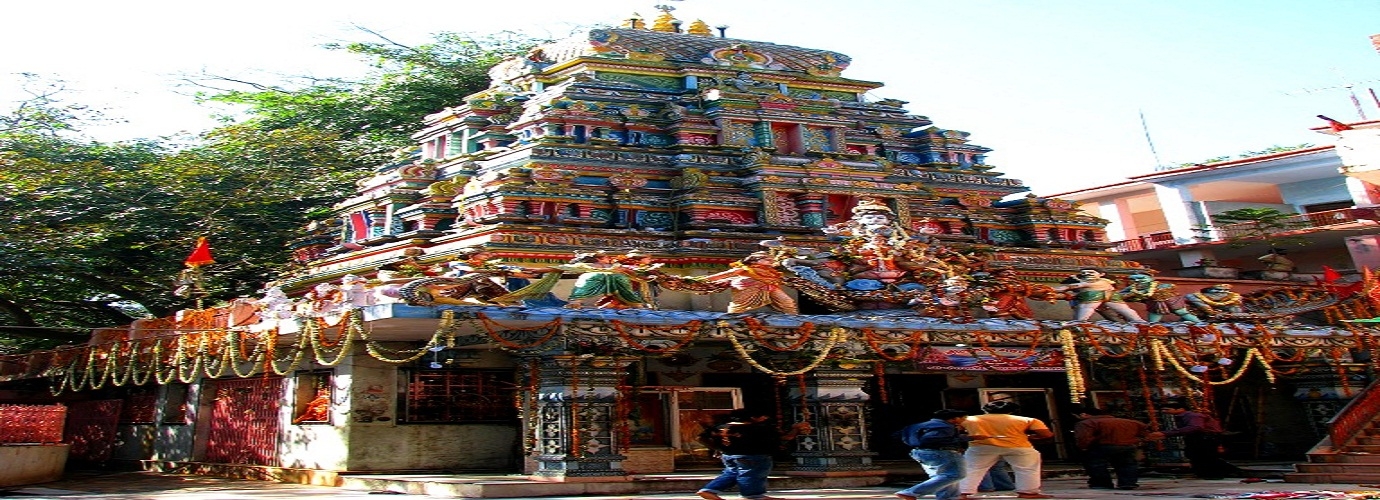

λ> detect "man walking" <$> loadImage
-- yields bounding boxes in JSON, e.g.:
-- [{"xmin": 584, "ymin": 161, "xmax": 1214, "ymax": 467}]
[
  {"xmin": 895, "ymin": 409, "xmax": 993, "ymax": 500},
  {"xmin": 696, "ymin": 408, "xmax": 811, "ymax": 500},
  {"xmin": 957, "ymin": 400, "xmax": 1055, "ymax": 499},
  {"xmin": 1074, "ymin": 406, "xmax": 1148, "ymax": 490},
  {"xmin": 1147, "ymin": 401, "xmax": 1240, "ymax": 480}
]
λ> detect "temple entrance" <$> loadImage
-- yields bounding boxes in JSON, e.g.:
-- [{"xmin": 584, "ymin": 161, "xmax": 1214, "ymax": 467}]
[
  {"xmin": 204, "ymin": 377, "xmax": 284, "ymax": 465},
  {"xmin": 669, "ymin": 387, "xmax": 742, "ymax": 469},
  {"xmin": 978, "ymin": 388, "xmax": 1068, "ymax": 459}
]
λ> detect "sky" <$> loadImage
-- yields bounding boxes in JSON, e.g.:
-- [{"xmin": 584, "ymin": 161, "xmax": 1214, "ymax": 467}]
[{"xmin": 4, "ymin": 0, "xmax": 1379, "ymax": 195}]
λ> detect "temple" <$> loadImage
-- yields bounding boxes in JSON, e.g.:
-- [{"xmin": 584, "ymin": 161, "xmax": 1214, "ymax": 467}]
[{"xmin": 2, "ymin": 6, "xmax": 1378, "ymax": 492}]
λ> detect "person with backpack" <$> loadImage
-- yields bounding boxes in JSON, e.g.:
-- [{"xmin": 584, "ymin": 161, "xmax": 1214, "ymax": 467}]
[
  {"xmin": 895, "ymin": 409, "xmax": 993, "ymax": 500},
  {"xmin": 695, "ymin": 408, "xmax": 811, "ymax": 500}
]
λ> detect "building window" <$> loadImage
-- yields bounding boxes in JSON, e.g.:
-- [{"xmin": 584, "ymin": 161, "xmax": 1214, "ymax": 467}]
[
  {"xmin": 400, "ymin": 369, "xmax": 517, "ymax": 423},
  {"xmin": 293, "ymin": 371, "xmax": 333, "ymax": 425}
]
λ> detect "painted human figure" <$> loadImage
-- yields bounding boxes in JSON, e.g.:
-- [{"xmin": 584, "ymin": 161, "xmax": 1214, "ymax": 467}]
[
  {"xmin": 1183, "ymin": 284, "xmax": 1246, "ymax": 320},
  {"xmin": 432, "ymin": 246, "xmax": 550, "ymax": 304},
  {"xmin": 701, "ymin": 252, "xmax": 799, "ymax": 314},
  {"xmin": 1052, "ymin": 268, "xmax": 1144, "ymax": 322},
  {"xmin": 912, "ymin": 276, "xmax": 992, "ymax": 321},
  {"xmin": 563, "ymin": 250, "xmax": 662, "ymax": 309},
  {"xmin": 340, "ymin": 274, "xmax": 374, "ymax": 308},
  {"xmin": 1117, "ymin": 273, "xmax": 1200, "ymax": 322},
  {"xmin": 978, "ymin": 268, "xmax": 1061, "ymax": 320}
]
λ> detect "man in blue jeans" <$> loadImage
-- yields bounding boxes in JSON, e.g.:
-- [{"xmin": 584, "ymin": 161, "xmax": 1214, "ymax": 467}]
[
  {"xmin": 896, "ymin": 409, "xmax": 993, "ymax": 500},
  {"xmin": 697, "ymin": 408, "xmax": 811, "ymax": 500}
]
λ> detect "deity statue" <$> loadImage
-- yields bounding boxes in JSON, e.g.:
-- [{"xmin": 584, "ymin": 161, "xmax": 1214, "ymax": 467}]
[
  {"xmin": 973, "ymin": 268, "xmax": 1062, "ymax": 320},
  {"xmin": 910, "ymin": 275, "xmax": 992, "ymax": 321},
  {"xmin": 699, "ymin": 252, "xmax": 799, "ymax": 314},
  {"xmin": 825, "ymin": 198, "xmax": 912, "ymax": 287},
  {"xmin": 1117, "ymin": 273, "xmax": 1200, "ymax": 323},
  {"xmin": 1183, "ymin": 284, "xmax": 1246, "ymax": 320},
  {"xmin": 1052, "ymin": 268, "xmax": 1144, "ymax": 322},
  {"xmin": 561, "ymin": 250, "xmax": 663, "ymax": 309},
  {"xmin": 398, "ymin": 246, "xmax": 559, "ymax": 306}
]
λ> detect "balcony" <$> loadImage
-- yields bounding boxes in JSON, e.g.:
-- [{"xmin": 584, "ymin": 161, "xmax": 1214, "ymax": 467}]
[{"xmin": 1109, "ymin": 207, "xmax": 1380, "ymax": 253}]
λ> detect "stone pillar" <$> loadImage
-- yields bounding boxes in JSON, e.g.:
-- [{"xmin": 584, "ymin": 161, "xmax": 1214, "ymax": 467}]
[
  {"xmin": 795, "ymin": 193, "xmax": 828, "ymax": 227},
  {"xmin": 788, "ymin": 368, "xmax": 882, "ymax": 475},
  {"xmin": 529, "ymin": 355, "xmax": 633, "ymax": 481}
]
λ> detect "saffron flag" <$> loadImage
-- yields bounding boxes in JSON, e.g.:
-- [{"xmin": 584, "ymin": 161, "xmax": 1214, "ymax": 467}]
[
  {"xmin": 348, "ymin": 211, "xmax": 373, "ymax": 241},
  {"xmin": 1322, "ymin": 265, "xmax": 1343, "ymax": 283},
  {"xmin": 184, "ymin": 237, "xmax": 215, "ymax": 267},
  {"xmin": 1318, "ymin": 114, "xmax": 1354, "ymax": 132}
]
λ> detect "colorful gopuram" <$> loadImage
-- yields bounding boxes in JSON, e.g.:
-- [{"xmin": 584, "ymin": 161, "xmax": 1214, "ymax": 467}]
[{"xmin": 4, "ymin": 6, "xmax": 1376, "ymax": 488}]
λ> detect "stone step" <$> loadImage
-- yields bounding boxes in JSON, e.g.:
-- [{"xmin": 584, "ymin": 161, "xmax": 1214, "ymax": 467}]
[
  {"xmin": 1342, "ymin": 444, "xmax": 1380, "ymax": 454},
  {"xmin": 1308, "ymin": 452, "xmax": 1380, "ymax": 463},
  {"xmin": 1294, "ymin": 462, "xmax": 1380, "ymax": 474},
  {"xmin": 1284, "ymin": 471, "xmax": 1380, "ymax": 484}
]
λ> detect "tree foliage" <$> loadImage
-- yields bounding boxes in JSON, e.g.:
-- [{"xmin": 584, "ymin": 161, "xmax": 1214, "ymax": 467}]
[
  {"xmin": 1, "ymin": 29, "xmax": 540, "ymax": 349},
  {"xmin": 1204, "ymin": 207, "xmax": 1311, "ymax": 249}
]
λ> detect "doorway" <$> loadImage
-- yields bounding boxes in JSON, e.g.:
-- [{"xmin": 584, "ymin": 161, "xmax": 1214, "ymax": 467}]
[{"xmin": 978, "ymin": 388, "xmax": 1067, "ymax": 459}]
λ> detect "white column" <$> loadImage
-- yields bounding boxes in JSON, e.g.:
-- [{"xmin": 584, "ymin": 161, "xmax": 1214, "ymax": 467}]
[{"xmin": 1152, "ymin": 183, "xmax": 1204, "ymax": 244}]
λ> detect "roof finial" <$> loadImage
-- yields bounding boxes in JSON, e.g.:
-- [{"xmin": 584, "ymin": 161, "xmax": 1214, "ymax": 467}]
[
  {"xmin": 651, "ymin": 4, "xmax": 679, "ymax": 32},
  {"xmin": 687, "ymin": 19, "xmax": 712, "ymax": 36},
  {"xmin": 622, "ymin": 13, "xmax": 646, "ymax": 30}
]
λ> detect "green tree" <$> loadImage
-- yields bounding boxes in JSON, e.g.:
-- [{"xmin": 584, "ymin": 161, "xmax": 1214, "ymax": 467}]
[
  {"xmin": 1204, "ymin": 207, "xmax": 1311, "ymax": 249},
  {"xmin": 1, "ymin": 30, "xmax": 542, "ymax": 349},
  {"xmin": 200, "ymin": 29, "xmax": 546, "ymax": 164}
]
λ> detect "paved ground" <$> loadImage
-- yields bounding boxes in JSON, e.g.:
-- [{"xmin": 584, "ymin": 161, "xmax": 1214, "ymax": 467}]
[{"xmin": 6, "ymin": 470, "xmax": 1380, "ymax": 500}]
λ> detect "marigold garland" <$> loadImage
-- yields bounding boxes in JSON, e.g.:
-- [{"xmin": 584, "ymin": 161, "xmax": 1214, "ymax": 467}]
[
  {"xmin": 726, "ymin": 326, "xmax": 844, "ymax": 377},
  {"xmin": 742, "ymin": 317, "xmax": 815, "ymax": 351},
  {"xmin": 610, "ymin": 319, "xmax": 702, "ymax": 353},
  {"xmin": 1059, "ymin": 329, "xmax": 1086, "ymax": 402}
]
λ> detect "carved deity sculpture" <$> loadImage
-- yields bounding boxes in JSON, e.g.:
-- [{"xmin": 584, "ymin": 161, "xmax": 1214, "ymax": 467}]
[
  {"xmin": 1117, "ymin": 273, "xmax": 1200, "ymax": 323},
  {"xmin": 1183, "ymin": 284, "xmax": 1246, "ymax": 320},
  {"xmin": 700, "ymin": 252, "xmax": 799, "ymax": 314},
  {"xmin": 1052, "ymin": 268, "xmax": 1144, "ymax": 322}
]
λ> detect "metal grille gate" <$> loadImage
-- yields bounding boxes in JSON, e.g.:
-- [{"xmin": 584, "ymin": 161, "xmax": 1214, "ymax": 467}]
[
  {"xmin": 65, "ymin": 399, "xmax": 122, "ymax": 462},
  {"xmin": 205, "ymin": 377, "xmax": 283, "ymax": 465}
]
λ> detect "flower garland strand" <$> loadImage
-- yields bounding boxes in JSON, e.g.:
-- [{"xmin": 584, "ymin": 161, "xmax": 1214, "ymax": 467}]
[
  {"xmin": 726, "ymin": 326, "xmax": 844, "ymax": 377},
  {"xmin": 1059, "ymin": 329, "xmax": 1086, "ymax": 403}
]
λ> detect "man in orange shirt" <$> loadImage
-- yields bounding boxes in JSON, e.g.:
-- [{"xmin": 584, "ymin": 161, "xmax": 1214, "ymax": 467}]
[{"xmin": 957, "ymin": 400, "xmax": 1055, "ymax": 499}]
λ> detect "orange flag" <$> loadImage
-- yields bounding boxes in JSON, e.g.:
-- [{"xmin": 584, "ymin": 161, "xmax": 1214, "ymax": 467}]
[{"xmin": 184, "ymin": 237, "xmax": 215, "ymax": 267}]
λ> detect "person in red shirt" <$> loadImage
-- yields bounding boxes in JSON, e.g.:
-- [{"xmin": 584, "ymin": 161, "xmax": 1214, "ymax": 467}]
[{"xmin": 1074, "ymin": 406, "xmax": 1149, "ymax": 489}]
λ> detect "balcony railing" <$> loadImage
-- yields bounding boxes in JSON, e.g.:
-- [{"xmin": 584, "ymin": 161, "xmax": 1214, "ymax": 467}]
[{"xmin": 1109, "ymin": 207, "xmax": 1380, "ymax": 253}]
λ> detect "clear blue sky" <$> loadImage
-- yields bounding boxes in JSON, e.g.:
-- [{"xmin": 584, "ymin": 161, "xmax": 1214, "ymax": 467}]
[{"xmin": 4, "ymin": 0, "xmax": 1378, "ymax": 195}]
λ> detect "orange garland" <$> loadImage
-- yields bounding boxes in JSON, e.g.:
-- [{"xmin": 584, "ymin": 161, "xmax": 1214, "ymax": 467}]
[
  {"xmin": 476, "ymin": 313, "xmax": 562, "ymax": 350},
  {"xmin": 609, "ymin": 320, "xmax": 702, "ymax": 353},
  {"xmin": 743, "ymin": 317, "xmax": 815, "ymax": 351}
]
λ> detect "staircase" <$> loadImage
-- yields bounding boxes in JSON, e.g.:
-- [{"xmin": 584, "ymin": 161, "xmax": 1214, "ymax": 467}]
[{"xmin": 1285, "ymin": 379, "xmax": 1380, "ymax": 484}]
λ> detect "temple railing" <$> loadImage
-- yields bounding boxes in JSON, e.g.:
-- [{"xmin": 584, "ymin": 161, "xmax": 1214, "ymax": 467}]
[{"xmin": 1327, "ymin": 377, "xmax": 1380, "ymax": 449}]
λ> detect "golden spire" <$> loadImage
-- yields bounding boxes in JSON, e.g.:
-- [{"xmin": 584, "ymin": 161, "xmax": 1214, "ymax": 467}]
[
  {"xmin": 651, "ymin": 4, "xmax": 679, "ymax": 32},
  {"xmin": 622, "ymin": 13, "xmax": 645, "ymax": 29},
  {"xmin": 687, "ymin": 19, "xmax": 713, "ymax": 36}
]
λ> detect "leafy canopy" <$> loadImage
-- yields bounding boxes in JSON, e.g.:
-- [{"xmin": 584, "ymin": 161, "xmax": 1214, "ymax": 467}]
[{"xmin": 0, "ymin": 29, "xmax": 542, "ymax": 349}]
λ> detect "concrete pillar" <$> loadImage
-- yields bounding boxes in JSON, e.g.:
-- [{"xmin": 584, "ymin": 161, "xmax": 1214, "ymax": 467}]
[
  {"xmin": 1151, "ymin": 184, "xmax": 1204, "ymax": 244},
  {"xmin": 788, "ymin": 368, "xmax": 882, "ymax": 474},
  {"xmin": 529, "ymin": 355, "xmax": 633, "ymax": 480}
]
